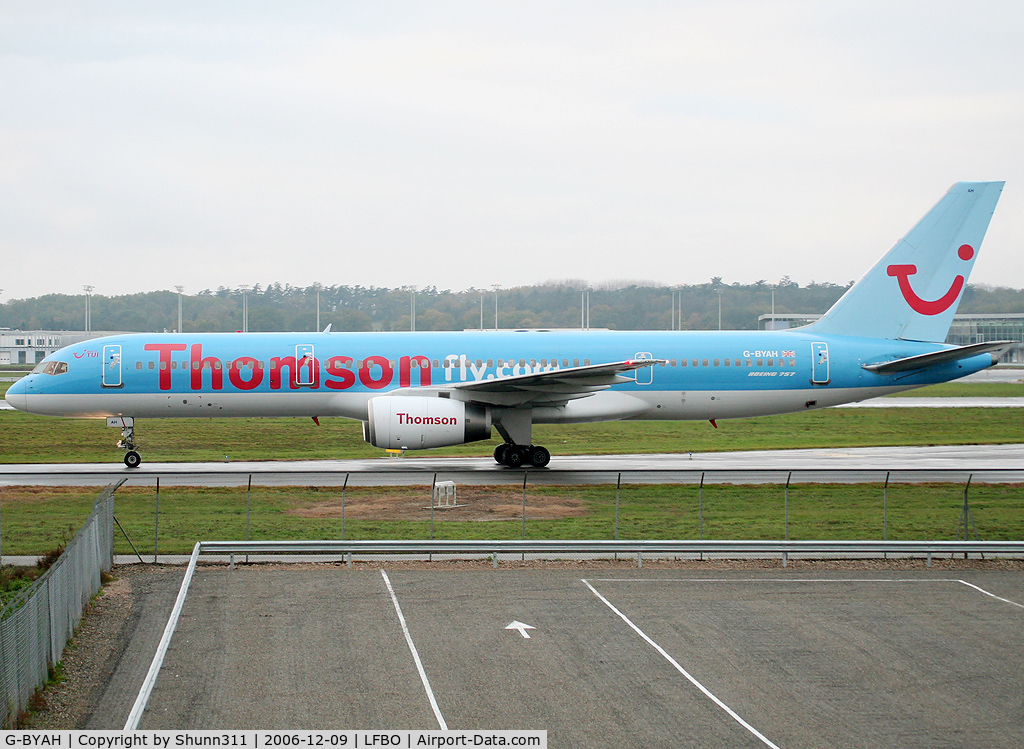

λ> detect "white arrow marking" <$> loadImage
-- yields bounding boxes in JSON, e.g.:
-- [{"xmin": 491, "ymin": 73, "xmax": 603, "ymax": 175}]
[{"xmin": 505, "ymin": 620, "xmax": 536, "ymax": 639}]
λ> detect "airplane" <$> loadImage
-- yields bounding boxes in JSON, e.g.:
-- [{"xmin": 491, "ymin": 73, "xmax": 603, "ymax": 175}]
[{"xmin": 5, "ymin": 181, "xmax": 1015, "ymax": 469}]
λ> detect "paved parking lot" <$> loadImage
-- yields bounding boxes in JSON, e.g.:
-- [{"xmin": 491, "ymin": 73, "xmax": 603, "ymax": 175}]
[{"xmin": 130, "ymin": 566, "xmax": 1024, "ymax": 747}]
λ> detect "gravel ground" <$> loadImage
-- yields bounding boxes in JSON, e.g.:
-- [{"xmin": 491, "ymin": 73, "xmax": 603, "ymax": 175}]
[
  {"xmin": 19, "ymin": 556, "xmax": 1024, "ymax": 729},
  {"xmin": 24, "ymin": 565, "xmax": 177, "ymax": 730}
]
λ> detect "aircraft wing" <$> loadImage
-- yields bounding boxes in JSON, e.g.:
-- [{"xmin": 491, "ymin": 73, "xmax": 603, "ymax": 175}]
[
  {"xmin": 392, "ymin": 359, "xmax": 663, "ymax": 407},
  {"xmin": 862, "ymin": 341, "xmax": 1017, "ymax": 374}
]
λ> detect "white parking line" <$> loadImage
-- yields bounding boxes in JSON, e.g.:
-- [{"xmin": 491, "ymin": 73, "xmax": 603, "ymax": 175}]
[
  {"xmin": 582, "ymin": 579, "xmax": 781, "ymax": 749},
  {"xmin": 957, "ymin": 579, "xmax": 1024, "ymax": 608},
  {"xmin": 381, "ymin": 569, "xmax": 448, "ymax": 730},
  {"xmin": 588, "ymin": 577, "xmax": 1024, "ymax": 609}
]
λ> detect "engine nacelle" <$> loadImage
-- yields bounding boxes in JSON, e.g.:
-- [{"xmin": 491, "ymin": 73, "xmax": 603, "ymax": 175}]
[{"xmin": 363, "ymin": 396, "xmax": 491, "ymax": 450}]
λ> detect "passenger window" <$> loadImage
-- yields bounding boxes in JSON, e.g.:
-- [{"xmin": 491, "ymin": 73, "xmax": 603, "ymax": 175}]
[
  {"xmin": 724, "ymin": 359, "xmax": 731, "ymax": 367},
  {"xmin": 713, "ymin": 359, "xmax": 720, "ymax": 367},
  {"xmin": 767, "ymin": 359, "xmax": 774, "ymax": 366},
  {"xmin": 584, "ymin": 359, "xmax": 591, "ymax": 366},
  {"xmin": 756, "ymin": 359, "xmax": 763, "ymax": 366},
  {"xmin": 136, "ymin": 362, "xmax": 143, "ymax": 370},
  {"xmin": 148, "ymin": 361, "xmax": 155, "ymax": 370},
  {"xmin": 702, "ymin": 359, "xmax": 709, "ymax": 367},
  {"xmin": 746, "ymin": 359, "xmax": 753, "ymax": 367},
  {"xmin": 789, "ymin": 358, "xmax": 796, "ymax": 367}
]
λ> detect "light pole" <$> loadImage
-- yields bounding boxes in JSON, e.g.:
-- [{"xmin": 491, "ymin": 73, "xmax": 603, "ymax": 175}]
[
  {"xmin": 313, "ymin": 282, "xmax": 322, "ymax": 331},
  {"xmin": 409, "ymin": 287, "xmax": 416, "ymax": 332},
  {"xmin": 239, "ymin": 284, "xmax": 249, "ymax": 333},
  {"xmin": 175, "ymin": 286, "xmax": 184, "ymax": 333},
  {"xmin": 717, "ymin": 289, "xmax": 722, "ymax": 331},
  {"xmin": 492, "ymin": 284, "xmax": 500, "ymax": 331},
  {"xmin": 83, "ymin": 285, "xmax": 94, "ymax": 333}
]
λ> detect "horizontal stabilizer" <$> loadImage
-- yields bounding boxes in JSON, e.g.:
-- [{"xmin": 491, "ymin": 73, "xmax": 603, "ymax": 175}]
[{"xmin": 862, "ymin": 341, "xmax": 1016, "ymax": 374}]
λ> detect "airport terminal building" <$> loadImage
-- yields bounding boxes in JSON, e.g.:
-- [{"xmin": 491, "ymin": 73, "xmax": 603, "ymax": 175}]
[
  {"xmin": 760, "ymin": 313, "xmax": 1024, "ymax": 362},
  {"xmin": 0, "ymin": 330, "xmax": 121, "ymax": 365}
]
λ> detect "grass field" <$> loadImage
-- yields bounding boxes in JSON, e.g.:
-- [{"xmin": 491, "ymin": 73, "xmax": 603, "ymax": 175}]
[
  {"xmin": 1, "ymin": 481, "xmax": 1020, "ymax": 556},
  {"xmin": 884, "ymin": 382, "xmax": 1024, "ymax": 397},
  {"xmin": 3, "ymin": 377, "xmax": 1022, "ymax": 554},
  {"xmin": 1, "ymin": 406, "xmax": 1023, "ymax": 463}
]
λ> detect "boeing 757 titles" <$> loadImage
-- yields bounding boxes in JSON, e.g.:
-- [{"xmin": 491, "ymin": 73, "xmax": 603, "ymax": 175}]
[{"xmin": 6, "ymin": 182, "xmax": 1014, "ymax": 467}]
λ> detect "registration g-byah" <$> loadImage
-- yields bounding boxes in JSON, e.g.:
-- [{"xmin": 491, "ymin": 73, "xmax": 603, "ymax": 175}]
[{"xmin": 6, "ymin": 182, "xmax": 1014, "ymax": 468}]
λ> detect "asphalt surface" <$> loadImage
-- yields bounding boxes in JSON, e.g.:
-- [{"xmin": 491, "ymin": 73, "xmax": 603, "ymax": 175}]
[
  {"xmin": 3, "ymin": 444, "xmax": 1023, "ymax": 487},
  {"xmin": 128, "ymin": 566, "xmax": 1024, "ymax": 747}
]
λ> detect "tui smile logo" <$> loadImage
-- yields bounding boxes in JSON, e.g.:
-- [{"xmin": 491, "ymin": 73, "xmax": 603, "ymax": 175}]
[{"xmin": 886, "ymin": 244, "xmax": 974, "ymax": 315}]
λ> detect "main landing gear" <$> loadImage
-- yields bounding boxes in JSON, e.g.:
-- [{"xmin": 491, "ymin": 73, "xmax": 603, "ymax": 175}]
[
  {"xmin": 493, "ymin": 443, "xmax": 551, "ymax": 469},
  {"xmin": 116, "ymin": 418, "xmax": 142, "ymax": 468}
]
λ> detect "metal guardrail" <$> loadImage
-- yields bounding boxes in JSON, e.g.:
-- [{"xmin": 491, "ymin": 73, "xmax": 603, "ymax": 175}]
[{"xmin": 198, "ymin": 539, "xmax": 1024, "ymax": 568}]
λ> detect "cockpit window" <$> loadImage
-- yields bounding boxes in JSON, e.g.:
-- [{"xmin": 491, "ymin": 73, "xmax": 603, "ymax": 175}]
[{"xmin": 32, "ymin": 361, "xmax": 69, "ymax": 376}]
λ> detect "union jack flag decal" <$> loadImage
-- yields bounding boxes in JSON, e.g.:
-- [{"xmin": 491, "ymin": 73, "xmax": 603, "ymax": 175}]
[{"xmin": 781, "ymin": 350, "xmax": 796, "ymax": 358}]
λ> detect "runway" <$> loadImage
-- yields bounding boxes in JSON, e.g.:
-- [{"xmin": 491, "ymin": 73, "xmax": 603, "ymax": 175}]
[{"xmin": 2, "ymin": 443, "xmax": 1023, "ymax": 486}]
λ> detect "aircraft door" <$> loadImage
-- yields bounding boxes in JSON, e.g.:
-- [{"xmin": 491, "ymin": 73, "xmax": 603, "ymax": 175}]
[
  {"xmin": 634, "ymin": 352, "xmax": 653, "ymax": 385},
  {"xmin": 296, "ymin": 344, "xmax": 315, "ymax": 386},
  {"xmin": 102, "ymin": 345, "xmax": 123, "ymax": 388},
  {"xmin": 811, "ymin": 342, "xmax": 830, "ymax": 385}
]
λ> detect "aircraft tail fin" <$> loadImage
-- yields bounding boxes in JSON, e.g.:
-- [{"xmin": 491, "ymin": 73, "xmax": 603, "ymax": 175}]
[{"xmin": 806, "ymin": 182, "xmax": 1004, "ymax": 342}]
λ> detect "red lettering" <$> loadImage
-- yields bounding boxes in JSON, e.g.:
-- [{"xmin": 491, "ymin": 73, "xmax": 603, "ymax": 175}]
[
  {"xmin": 359, "ymin": 355, "xmax": 394, "ymax": 390},
  {"xmin": 399, "ymin": 355, "xmax": 432, "ymax": 387},
  {"xmin": 144, "ymin": 343, "xmax": 187, "ymax": 391},
  {"xmin": 270, "ymin": 356, "xmax": 320, "ymax": 389},
  {"xmin": 228, "ymin": 356, "xmax": 264, "ymax": 390},
  {"xmin": 325, "ymin": 356, "xmax": 356, "ymax": 390},
  {"xmin": 190, "ymin": 344, "xmax": 223, "ymax": 390}
]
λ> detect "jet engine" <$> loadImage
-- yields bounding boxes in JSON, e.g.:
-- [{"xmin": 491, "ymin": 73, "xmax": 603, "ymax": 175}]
[{"xmin": 363, "ymin": 396, "xmax": 491, "ymax": 450}]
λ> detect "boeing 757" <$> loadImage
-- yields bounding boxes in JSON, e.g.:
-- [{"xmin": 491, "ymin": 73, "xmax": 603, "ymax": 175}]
[{"xmin": 5, "ymin": 182, "xmax": 1014, "ymax": 468}]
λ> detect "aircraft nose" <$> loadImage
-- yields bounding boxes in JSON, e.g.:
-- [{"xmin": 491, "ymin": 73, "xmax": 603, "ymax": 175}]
[{"xmin": 4, "ymin": 378, "xmax": 28, "ymax": 412}]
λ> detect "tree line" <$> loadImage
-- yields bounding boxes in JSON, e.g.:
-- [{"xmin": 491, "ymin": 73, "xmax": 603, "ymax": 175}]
[{"xmin": 3, "ymin": 279, "xmax": 1023, "ymax": 334}]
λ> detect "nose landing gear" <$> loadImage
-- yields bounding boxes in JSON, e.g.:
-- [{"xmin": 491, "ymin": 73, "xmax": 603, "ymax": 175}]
[{"xmin": 111, "ymin": 416, "xmax": 142, "ymax": 468}]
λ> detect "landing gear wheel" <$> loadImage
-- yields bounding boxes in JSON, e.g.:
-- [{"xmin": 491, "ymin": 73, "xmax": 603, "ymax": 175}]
[
  {"xmin": 494, "ymin": 444, "xmax": 509, "ymax": 465},
  {"xmin": 503, "ymin": 445, "xmax": 526, "ymax": 468},
  {"xmin": 124, "ymin": 451, "xmax": 142, "ymax": 469},
  {"xmin": 528, "ymin": 446, "xmax": 551, "ymax": 468}
]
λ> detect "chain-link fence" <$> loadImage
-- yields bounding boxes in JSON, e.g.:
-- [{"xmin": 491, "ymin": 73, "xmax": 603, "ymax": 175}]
[
  {"xmin": 0, "ymin": 480, "xmax": 117, "ymax": 727},
  {"xmin": 96, "ymin": 470, "xmax": 1024, "ymax": 559}
]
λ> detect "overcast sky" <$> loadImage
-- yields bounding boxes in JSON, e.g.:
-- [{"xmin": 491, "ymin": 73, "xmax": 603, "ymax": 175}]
[{"xmin": 2, "ymin": 1, "xmax": 1023, "ymax": 301}]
